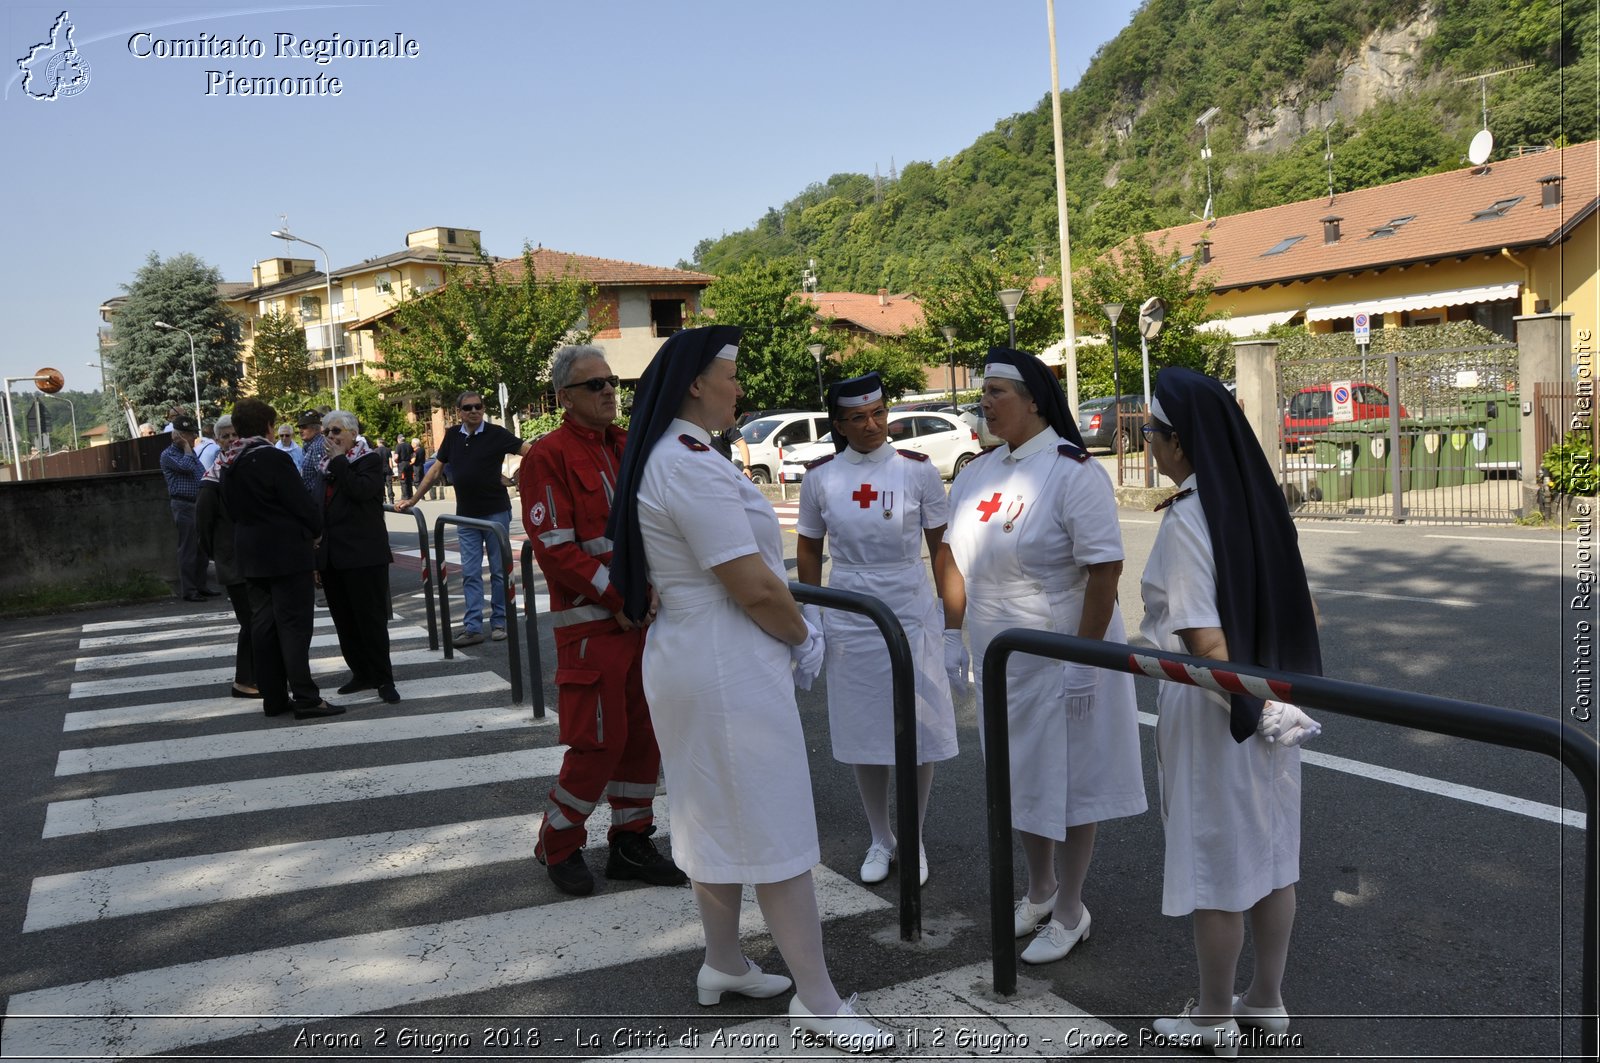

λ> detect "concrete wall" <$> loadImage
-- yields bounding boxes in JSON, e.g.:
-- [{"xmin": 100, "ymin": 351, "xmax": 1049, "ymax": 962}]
[{"xmin": 0, "ymin": 471, "xmax": 176, "ymax": 598}]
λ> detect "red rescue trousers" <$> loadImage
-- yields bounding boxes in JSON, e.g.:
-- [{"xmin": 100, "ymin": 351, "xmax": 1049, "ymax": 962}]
[{"xmin": 537, "ymin": 624, "xmax": 660, "ymax": 864}]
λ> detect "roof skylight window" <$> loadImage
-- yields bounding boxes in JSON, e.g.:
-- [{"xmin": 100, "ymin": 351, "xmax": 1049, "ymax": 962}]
[
  {"xmin": 1367, "ymin": 215, "xmax": 1416, "ymax": 239},
  {"xmin": 1469, "ymin": 195, "xmax": 1524, "ymax": 221},
  {"xmin": 1261, "ymin": 235, "xmax": 1306, "ymax": 257}
]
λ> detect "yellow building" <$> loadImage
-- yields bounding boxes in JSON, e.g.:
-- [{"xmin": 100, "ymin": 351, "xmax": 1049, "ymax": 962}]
[{"xmin": 1132, "ymin": 142, "xmax": 1598, "ymax": 344}]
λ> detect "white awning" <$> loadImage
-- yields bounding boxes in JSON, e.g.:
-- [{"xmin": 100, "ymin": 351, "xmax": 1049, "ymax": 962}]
[
  {"xmin": 1306, "ymin": 282, "xmax": 1520, "ymax": 323},
  {"xmin": 1198, "ymin": 310, "xmax": 1300, "ymax": 337}
]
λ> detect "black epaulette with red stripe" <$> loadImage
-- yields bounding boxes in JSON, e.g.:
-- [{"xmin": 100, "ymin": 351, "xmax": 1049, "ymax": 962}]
[
  {"xmin": 1154, "ymin": 487, "xmax": 1195, "ymax": 512},
  {"xmin": 895, "ymin": 448, "xmax": 930, "ymax": 461},
  {"xmin": 803, "ymin": 453, "xmax": 835, "ymax": 470},
  {"xmin": 1057, "ymin": 441, "xmax": 1091, "ymax": 463},
  {"xmin": 678, "ymin": 434, "xmax": 710, "ymax": 451}
]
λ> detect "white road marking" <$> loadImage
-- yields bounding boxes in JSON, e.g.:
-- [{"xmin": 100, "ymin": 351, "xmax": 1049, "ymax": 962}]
[
  {"xmin": 68, "ymin": 647, "xmax": 463, "ymax": 699},
  {"xmin": 79, "ymin": 614, "xmax": 401, "ymax": 648},
  {"xmin": 1310, "ymin": 586, "xmax": 1474, "ymax": 609},
  {"xmin": 74, "ymin": 626, "xmax": 426, "ymax": 672},
  {"xmin": 63, "ymin": 672, "xmax": 511, "ymax": 732},
  {"xmin": 589, "ymin": 961, "xmax": 1119, "ymax": 1059},
  {"xmin": 42, "ymin": 747, "xmax": 563, "ymax": 837},
  {"xmin": 56, "ymin": 705, "xmax": 534, "ymax": 776},
  {"xmin": 80, "ymin": 608, "xmax": 329, "ymax": 633},
  {"xmin": 1297, "ymin": 527, "xmax": 1359, "ymax": 534},
  {"xmin": 24, "ymin": 802, "xmax": 670, "ymax": 932},
  {"xmin": 1425, "ymin": 534, "xmax": 1565, "ymax": 545},
  {"xmin": 1137, "ymin": 712, "xmax": 1583, "ymax": 828},
  {"xmin": 1, "ymin": 868, "xmax": 889, "ymax": 1060}
]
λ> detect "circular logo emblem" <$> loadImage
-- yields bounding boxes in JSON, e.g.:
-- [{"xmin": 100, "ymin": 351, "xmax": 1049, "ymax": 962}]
[
  {"xmin": 1370, "ymin": 437, "xmax": 1386, "ymax": 460},
  {"xmin": 529, "ymin": 501, "xmax": 547, "ymax": 527},
  {"xmin": 1424, "ymin": 432, "xmax": 1440, "ymax": 454},
  {"xmin": 45, "ymin": 50, "xmax": 90, "ymax": 98},
  {"xmin": 1333, "ymin": 386, "xmax": 1351, "ymax": 404},
  {"xmin": 1471, "ymin": 427, "xmax": 1488, "ymax": 452},
  {"xmin": 1450, "ymin": 430, "xmax": 1468, "ymax": 451}
]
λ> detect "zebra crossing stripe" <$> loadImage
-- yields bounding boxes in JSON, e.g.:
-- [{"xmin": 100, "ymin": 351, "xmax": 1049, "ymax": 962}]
[
  {"xmin": 74, "ymin": 625, "xmax": 428, "ymax": 672},
  {"xmin": 23, "ymin": 802, "xmax": 670, "ymax": 932},
  {"xmin": 0, "ymin": 868, "xmax": 890, "ymax": 1060},
  {"xmin": 79, "ymin": 613, "xmax": 400, "ymax": 649},
  {"xmin": 584, "ymin": 961, "xmax": 1121, "ymax": 1059},
  {"xmin": 63, "ymin": 672, "xmax": 513, "ymax": 732},
  {"xmin": 80, "ymin": 607, "xmax": 330, "ymax": 633},
  {"xmin": 42, "ymin": 747, "xmax": 564, "ymax": 837},
  {"xmin": 55, "ymin": 705, "xmax": 535, "ymax": 776},
  {"xmin": 68, "ymin": 646, "xmax": 464, "ymax": 699}
]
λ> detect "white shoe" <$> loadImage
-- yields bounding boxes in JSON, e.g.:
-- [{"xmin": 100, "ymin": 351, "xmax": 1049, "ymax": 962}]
[
  {"xmin": 1020, "ymin": 906, "xmax": 1090, "ymax": 964},
  {"xmin": 1233, "ymin": 994, "xmax": 1290, "ymax": 1034},
  {"xmin": 1012, "ymin": 889, "xmax": 1057, "ymax": 937},
  {"xmin": 1153, "ymin": 1000, "xmax": 1241, "ymax": 1059},
  {"xmin": 695, "ymin": 959, "xmax": 792, "ymax": 1006},
  {"xmin": 918, "ymin": 844, "xmax": 928, "ymax": 886},
  {"xmin": 859, "ymin": 843, "xmax": 894, "ymax": 884},
  {"xmin": 789, "ymin": 993, "xmax": 895, "ymax": 1053}
]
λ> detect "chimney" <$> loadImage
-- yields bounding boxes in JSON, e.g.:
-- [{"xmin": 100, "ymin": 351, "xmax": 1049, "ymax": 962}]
[
  {"xmin": 1321, "ymin": 215, "xmax": 1342, "ymax": 244},
  {"xmin": 1192, "ymin": 237, "xmax": 1211, "ymax": 265},
  {"xmin": 1539, "ymin": 174, "xmax": 1563, "ymax": 208},
  {"xmin": 878, "ymin": 288, "xmax": 889, "ymax": 306}
]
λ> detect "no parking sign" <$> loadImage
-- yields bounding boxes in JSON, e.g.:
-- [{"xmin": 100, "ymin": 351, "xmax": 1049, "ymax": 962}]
[
  {"xmin": 1331, "ymin": 380, "xmax": 1354, "ymax": 422},
  {"xmin": 1354, "ymin": 312, "xmax": 1371, "ymax": 346}
]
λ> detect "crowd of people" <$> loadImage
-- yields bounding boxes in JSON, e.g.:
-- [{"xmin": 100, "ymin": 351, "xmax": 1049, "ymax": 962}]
[{"xmin": 154, "ymin": 325, "xmax": 1322, "ymax": 1056}]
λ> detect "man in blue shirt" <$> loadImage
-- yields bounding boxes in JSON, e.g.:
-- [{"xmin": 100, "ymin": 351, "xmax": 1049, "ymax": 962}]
[
  {"xmin": 296, "ymin": 410, "xmax": 327, "ymax": 498},
  {"xmin": 160, "ymin": 415, "xmax": 220, "ymax": 602}
]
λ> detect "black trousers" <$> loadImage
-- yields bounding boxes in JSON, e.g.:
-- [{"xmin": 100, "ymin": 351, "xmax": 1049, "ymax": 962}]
[
  {"xmin": 247, "ymin": 570, "xmax": 320, "ymax": 710},
  {"xmin": 170, "ymin": 498, "xmax": 211, "ymax": 595},
  {"xmin": 401, "ymin": 468, "xmax": 414, "ymax": 499},
  {"xmin": 321, "ymin": 564, "xmax": 394, "ymax": 685},
  {"xmin": 225, "ymin": 580, "xmax": 256, "ymax": 687}
]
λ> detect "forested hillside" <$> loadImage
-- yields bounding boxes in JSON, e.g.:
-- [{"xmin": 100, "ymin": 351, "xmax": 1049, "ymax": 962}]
[{"xmin": 687, "ymin": 0, "xmax": 1597, "ymax": 291}]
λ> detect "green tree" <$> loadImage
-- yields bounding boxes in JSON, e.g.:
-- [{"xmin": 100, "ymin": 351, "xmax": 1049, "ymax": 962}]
[
  {"xmin": 248, "ymin": 310, "xmax": 313, "ymax": 409},
  {"xmin": 832, "ymin": 343, "xmax": 932, "ymax": 402},
  {"xmin": 694, "ymin": 258, "xmax": 826, "ymax": 411},
  {"xmin": 374, "ymin": 243, "xmax": 596, "ymax": 412},
  {"xmin": 1072, "ymin": 234, "xmax": 1218, "ymax": 398},
  {"xmin": 904, "ymin": 256, "xmax": 1063, "ymax": 375},
  {"xmin": 108, "ymin": 252, "xmax": 242, "ymax": 426}
]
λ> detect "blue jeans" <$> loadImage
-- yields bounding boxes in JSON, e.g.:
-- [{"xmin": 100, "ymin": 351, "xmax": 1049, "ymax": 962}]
[{"xmin": 457, "ymin": 510, "xmax": 511, "ymax": 633}]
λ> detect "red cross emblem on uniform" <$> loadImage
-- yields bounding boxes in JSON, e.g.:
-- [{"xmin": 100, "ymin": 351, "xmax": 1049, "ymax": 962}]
[
  {"xmin": 852, "ymin": 484, "xmax": 879, "ymax": 508},
  {"xmin": 976, "ymin": 492, "xmax": 1003, "ymax": 522}
]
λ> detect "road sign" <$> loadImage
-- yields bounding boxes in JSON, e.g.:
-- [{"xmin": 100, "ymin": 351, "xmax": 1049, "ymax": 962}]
[
  {"xmin": 1332, "ymin": 380, "xmax": 1354, "ymax": 422},
  {"xmin": 1354, "ymin": 312, "xmax": 1371, "ymax": 346}
]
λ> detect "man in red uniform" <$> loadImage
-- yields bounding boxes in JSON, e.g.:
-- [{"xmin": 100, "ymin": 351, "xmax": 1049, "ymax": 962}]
[{"xmin": 521, "ymin": 345, "xmax": 686, "ymax": 896}]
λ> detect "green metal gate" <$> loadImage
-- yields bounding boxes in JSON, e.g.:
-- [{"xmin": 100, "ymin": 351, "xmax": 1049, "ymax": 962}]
[{"xmin": 1277, "ymin": 344, "xmax": 1523, "ymax": 523}]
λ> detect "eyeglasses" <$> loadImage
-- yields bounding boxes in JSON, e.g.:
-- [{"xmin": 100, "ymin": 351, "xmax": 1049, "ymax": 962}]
[
  {"xmin": 458, "ymin": 403, "xmax": 484, "ymax": 412},
  {"xmin": 1141, "ymin": 423, "xmax": 1170, "ymax": 439},
  {"xmin": 326, "ymin": 427, "xmax": 344, "ymax": 435},
  {"xmin": 843, "ymin": 409, "xmax": 890, "ymax": 427},
  {"xmin": 276, "ymin": 434, "xmax": 290, "ymax": 439},
  {"xmin": 564, "ymin": 374, "xmax": 619, "ymax": 393}
]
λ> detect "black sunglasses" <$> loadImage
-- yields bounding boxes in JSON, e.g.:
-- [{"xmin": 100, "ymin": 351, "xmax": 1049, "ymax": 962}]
[
  {"xmin": 327, "ymin": 426, "xmax": 344, "ymax": 435},
  {"xmin": 564, "ymin": 375, "xmax": 619, "ymax": 393},
  {"xmin": 458, "ymin": 403, "xmax": 484, "ymax": 412}
]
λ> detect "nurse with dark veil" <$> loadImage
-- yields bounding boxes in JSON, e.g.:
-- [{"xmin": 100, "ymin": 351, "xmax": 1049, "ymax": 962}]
[
  {"xmin": 1141, "ymin": 367, "xmax": 1322, "ymax": 1058},
  {"xmin": 608, "ymin": 326, "xmax": 894, "ymax": 1053}
]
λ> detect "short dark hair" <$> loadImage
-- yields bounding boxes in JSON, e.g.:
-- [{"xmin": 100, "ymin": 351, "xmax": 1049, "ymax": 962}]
[
  {"xmin": 233, "ymin": 398, "xmax": 275, "ymax": 439},
  {"xmin": 456, "ymin": 391, "xmax": 483, "ymax": 409}
]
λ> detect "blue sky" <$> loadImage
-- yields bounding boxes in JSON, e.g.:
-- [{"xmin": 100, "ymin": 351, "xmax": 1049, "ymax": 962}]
[{"xmin": 0, "ymin": 0, "xmax": 1144, "ymax": 401}]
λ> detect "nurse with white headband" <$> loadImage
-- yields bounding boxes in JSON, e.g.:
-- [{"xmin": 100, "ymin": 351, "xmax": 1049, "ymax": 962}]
[
  {"xmin": 795, "ymin": 372, "xmax": 959, "ymax": 888},
  {"xmin": 938, "ymin": 346, "xmax": 1147, "ymax": 967}
]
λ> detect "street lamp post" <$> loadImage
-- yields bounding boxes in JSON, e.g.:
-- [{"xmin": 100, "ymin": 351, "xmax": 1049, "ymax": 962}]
[
  {"xmin": 270, "ymin": 228, "xmax": 340, "ymax": 409},
  {"xmin": 940, "ymin": 325, "xmax": 958, "ymax": 410},
  {"xmin": 1102, "ymin": 302, "xmax": 1124, "ymax": 466},
  {"xmin": 807, "ymin": 343, "xmax": 826, "ymax": 407},
  {"xmin": 153, "ymin": 321, "xmax": 202, "ymax": 428},
  {"xmin": 1137, "ymin": 296, "xmax": 1167, "ymax": 488},
  {"xmin": 54, "ymin": 396, "xmax": 78, "ymax": 450},
  {"xmin": 2, "ymin": 373, "xmax": 57, "ymax": 480},
  {"xmin": 997, "ymin": 288, "xmax": 1024, "ymax": 348}
]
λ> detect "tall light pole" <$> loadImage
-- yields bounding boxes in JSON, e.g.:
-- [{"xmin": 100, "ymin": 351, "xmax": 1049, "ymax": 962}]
[
  {"xmin": 1046, "ymin": 0, "xmax": 1080, "ymax": 413},
  {"xmin": 807, "ymin": 342, "xmax": 826, "ymax": 407},
  {"xmin": 270, "ymin": 228, "xmax": 340, "ymax": 409},
  {"xmin": 50, "ymin": 396, "xmax": 78, "ymax": 450},
  {"xmin": 1102, "ymin": 302, "xmax": 1124, "ymax": 462},
  {"xmin": 941, "ymin": 324, "xmax": 958, "ymax": 409},
  {"xmin": 997, "ymin": 288, "xmax": 1024, "ymax": 348},
  {"xmin": 88, "ymin": 359, "xmax": 107, "ymax": 393},
  {"xmin": 153, "ymin": 321, "xmax": 201, "ymax": 427},
  {"xmin": 1137, "ymin": 296, "xmax": 1166, "ymax": 487}
]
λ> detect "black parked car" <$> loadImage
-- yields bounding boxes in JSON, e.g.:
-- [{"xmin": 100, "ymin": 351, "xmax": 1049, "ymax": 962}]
[{"xmin": 1077, "ymin": 394, "xmax": 1147, "ymax": 452}]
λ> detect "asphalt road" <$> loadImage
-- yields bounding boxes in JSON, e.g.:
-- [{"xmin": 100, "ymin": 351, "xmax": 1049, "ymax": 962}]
[{"xmin": 0, "ymin": 497, "xmax": 1590, "ymax": 1061}]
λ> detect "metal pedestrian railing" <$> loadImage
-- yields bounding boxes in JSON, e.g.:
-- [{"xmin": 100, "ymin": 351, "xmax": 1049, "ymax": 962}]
[
  {"xmin": 431, "ymin": 515, "xmax": 524, "ymax": 705},
  {"xmin": 383, "ymin": 504, "xmax": 438, "ymax": 651},
  {"xmin": 980, "ymin": 629, "xmax": 1599, "ymax": 1058},
  {"xmin": 517, "ymin": 540, "xmax": 549, "ymax": 719},
  {"xmin": 789, "ymin": 581, "xmax": 922, "ymax": 943}
]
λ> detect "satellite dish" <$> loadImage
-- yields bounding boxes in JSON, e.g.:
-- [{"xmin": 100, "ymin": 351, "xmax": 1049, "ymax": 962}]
[
  {"xmin": 1468, "ymin": 128, "xmax": 1494, "ymax": 166},
  {"xmin": 35, "ymin": 367, "xmax": 65, "ymax": 394}
]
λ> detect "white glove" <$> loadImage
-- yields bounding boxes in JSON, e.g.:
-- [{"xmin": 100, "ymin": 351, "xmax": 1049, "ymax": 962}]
[
  {"xmin": 801, "ymin": 603, "xmax": 823, "ymax": 634},
  {"xmin": 791, "ymin": 619, "xmax": 825, "ymax": 691},
  {"xmin": 943, "ymin": 629, "xmax": 970, "ymax": 698},
  {"xmin": 1061, "ymin": 661, "xmax": 1097, "ymax": 719},
  {"xmin": 1258, "ymin": 700, "xmax": 1322, "ymax": 747}
]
